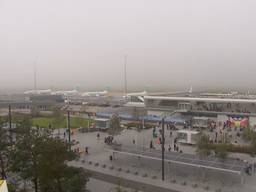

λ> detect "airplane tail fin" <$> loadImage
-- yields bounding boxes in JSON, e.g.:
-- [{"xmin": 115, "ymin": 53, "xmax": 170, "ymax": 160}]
[{"xmin": 189, "ymin": 86, "xmax": 193, "ymax": 94}]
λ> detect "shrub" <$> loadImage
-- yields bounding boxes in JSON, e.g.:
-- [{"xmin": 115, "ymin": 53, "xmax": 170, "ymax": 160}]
[
  {"xmin": 242, "ymin": 127, "xmax": 256, "ymax": 142},
  {"xmin": 215, "ymin": 143, "xmax": 229, "ymax": 159}
]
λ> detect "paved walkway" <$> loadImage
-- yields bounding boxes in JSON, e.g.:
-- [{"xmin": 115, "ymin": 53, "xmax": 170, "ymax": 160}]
[{"xmin": 64, "ymin": 128, "xmax": 256, "ymax": 192}]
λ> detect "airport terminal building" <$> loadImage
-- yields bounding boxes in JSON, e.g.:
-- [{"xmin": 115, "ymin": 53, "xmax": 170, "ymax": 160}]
[
  {"xmin": 0, "ymin": 94, "xmax": 64, "ymax": 115},
  {"xmin": 144, "ymin": 95, "xmax": 256, "ymax": 130}
]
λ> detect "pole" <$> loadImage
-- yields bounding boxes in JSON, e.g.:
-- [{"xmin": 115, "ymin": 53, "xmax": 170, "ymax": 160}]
[
  {"xmin": 88, "ymin": 117, "xmax": 90, "ymax": 131},
  {"xmin": 8, "ymin": 105, "xmax": 12, "ymax": 144},
  {"xmin": 67, "ymin": 110, "xmax": 71, "ymax": 143},
  {"xmin": 34, "ymin": 62, "xmax": 37, "ymax": 91},
  {"xmin": 124, "ymin": 55, "xmax": 128, "ymax": 96},
  {"xmin": 162, "ymin": 117, "xmax": 165, "ymax": 181}
]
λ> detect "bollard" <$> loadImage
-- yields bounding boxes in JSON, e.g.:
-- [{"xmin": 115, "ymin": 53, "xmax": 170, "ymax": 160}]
[
  {"xmin": 192, "ymin": 183, "xmax": 198, "ymax": 188},
  {"xmin": 142, "ymin": 173, "xmax": 148, "ymax": 178},
  {"xmin": 171, "ymin": 179, "xmax": 176, "ymax": 183},
  {"xmin": 109, "ymin": 166, "xmax": 114, "ymax": 170}
]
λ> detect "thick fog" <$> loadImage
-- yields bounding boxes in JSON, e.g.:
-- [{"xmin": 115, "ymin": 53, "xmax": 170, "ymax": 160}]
[{"xmin": 0, "ymin": 0, "xmax": 256, "ymax": 92}]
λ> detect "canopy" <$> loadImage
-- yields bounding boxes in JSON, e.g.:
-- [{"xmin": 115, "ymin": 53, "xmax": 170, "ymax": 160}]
[{"xmin": 96, "ymin": 112, "xmax": 188, "ymax": 124}]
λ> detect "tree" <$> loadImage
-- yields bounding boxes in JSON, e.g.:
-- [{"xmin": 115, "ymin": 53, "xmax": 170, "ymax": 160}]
[
  {"xmin": 197, "ymin": 132, "xmax": 229, "ymax": 160},
  {"xmin": 132, "ymin": 107, "xmax": 140, "ymax": 121},
  {"xmin": 250, "ymin": 139, "xmax": 256, "ymax": 155},
  {"xmin": 108, "ymin": 114, "xmax": 122, "ymax": 136},
  {"xmin": 241, "ymin": 127, "xmax": 256, "ymax": 155},
  {"xmin": 31, "ymin": 106, "xmax": 40, "ymax": 117},
  {"xmin": 197, "ymin": 134, "xmax": 211, "ymax": 158},
  {"xmin": 52, "ymin": 108, "xmax": 65, "ymax": 136},
  {"xmin": 215, "ymin": 143, "xmax": 229, "ymax": 160},
  {"xmin": 10, "ymin": 116, "xmax": 89, "ymax": 192},
  {"xmin": 52, "ymin": 109, "xmax": 64, "ymax": 127},
  {"xmin": 38, "ymin": 138, "xmax": 89, "ymax": 192},
  {"xmin": 243, "ymin": 127, "xmax": 256, "ymax": 142},
  {"xmin": 10, "ymin": 117, "xmax": 51, "ymax": 192},
  {"xmin": 0, "ymin": 116, "xmax": 9, "ymax": 179},
  {"xmin": 60, "ymin": 167, "xmax": 89, "ymax": 192}
]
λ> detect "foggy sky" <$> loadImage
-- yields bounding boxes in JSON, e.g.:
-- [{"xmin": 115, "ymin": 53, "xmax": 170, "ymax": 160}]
[{"xmin": 1, "ymin": 0, "xmax": 256, "ymax": 92}]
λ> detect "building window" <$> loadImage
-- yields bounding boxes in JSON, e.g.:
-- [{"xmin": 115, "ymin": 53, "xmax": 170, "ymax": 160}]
[{"xmin": 158, "ymin": 100, "xmax": 178, "ymax": 107}]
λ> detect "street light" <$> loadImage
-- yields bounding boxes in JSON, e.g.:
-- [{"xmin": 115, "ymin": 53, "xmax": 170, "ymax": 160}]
[
  {"xmin": 8, "ymin": 105, "xmax": 12, "ymax": 145},
  {"xmin": 161, "ymin": 117, "xmax": 165, "ymax": 181},
  {"xmin": 67, "ymin": 110, "xmax": 71, "ymax": 143},
  {"xmin": 63, "ymin": 104, "xmax": 71, "ymax": 143},
  {"xmin": 161, "ymin": 111, "xmax": 177, "ymax": 181}
]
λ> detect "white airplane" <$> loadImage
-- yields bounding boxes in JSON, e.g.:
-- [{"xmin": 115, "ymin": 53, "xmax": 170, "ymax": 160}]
[
  {"xmin": 125, "ymin": 86, "xmax": 192, "ymax": 100},
  {"xmin": 24, "ymin": 89, "xmax": 52, "ymax": 95},
  {"xmin": 188, "ymin": 86, "xmax": 193, "ymax": 94},
  {"xmin": 52, "ymin": 90, "xmax": 79, "ymax": 96},
  {"xmin": 126, "ymin": 91, "xmax": 148, "ymax": 97},
  {"xmin": 148, "ymin": 86, "xmax": 192, "ymax": 97},
  {"xmin": 124, "ymin": 91, "xmax": 148, "ymax": 102},
  {"xmin": 81, "ymin": 90, "xmax": 109, "ymax": 97}
]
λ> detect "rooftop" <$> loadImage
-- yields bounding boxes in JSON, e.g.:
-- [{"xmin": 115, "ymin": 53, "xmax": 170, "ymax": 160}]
[{"xmin": 145, "ymin": 96, "xmax": 256, "ymax": 103}]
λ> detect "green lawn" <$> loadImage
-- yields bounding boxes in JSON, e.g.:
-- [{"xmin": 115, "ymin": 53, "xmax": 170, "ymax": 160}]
[
  {"xmin": 32, "ymin": 117, "xmax": 92, "ymax": 129},
  {"xmin": 32, "ymin": 117, "xmax": 56, "ymax": 128}
]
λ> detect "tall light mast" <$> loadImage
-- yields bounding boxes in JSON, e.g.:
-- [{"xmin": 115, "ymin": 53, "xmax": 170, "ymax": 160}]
[
  {"xmin": 124, "ymin": 55, "xmax": 128, "ymax": 96},
  {"xmin": 33, "ymin": 61, "xmax": 37, "ymax": 91}
]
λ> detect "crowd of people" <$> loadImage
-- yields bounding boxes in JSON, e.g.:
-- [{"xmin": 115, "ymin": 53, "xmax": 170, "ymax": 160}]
[{"xmin": 149, "ymin": 124, "xmax": 182, "ymax": 153}]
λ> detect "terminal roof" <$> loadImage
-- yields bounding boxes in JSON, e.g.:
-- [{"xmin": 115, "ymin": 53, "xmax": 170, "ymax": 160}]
[{"xmin": 145, "ymin": 96, "xmax": 256, "ymax": 103}]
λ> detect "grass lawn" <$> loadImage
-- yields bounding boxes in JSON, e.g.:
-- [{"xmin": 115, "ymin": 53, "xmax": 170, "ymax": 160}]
[{"xmin": 32, "ymin": 117, "xmax": 92, "ymax": 128}]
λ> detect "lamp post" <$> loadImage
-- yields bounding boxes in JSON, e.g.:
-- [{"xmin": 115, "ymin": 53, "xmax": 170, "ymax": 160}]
[
  {"xmin": 8, "ymin": 105, "xmax": 12, "ymax": 144},
  {"xmin": 161, "ymin": 111, "xmax": 177, "ymax": 181},
  {"xmin": 161, "ymin": 117, "xmax": 165, "ymax": 181},
  {"xmin": 64, "ymin": 104, "xmax": 71, "ymax": 143},
  {"xmin": 67, "ymin": 110, "xmax": 71, "ymax": 143}
]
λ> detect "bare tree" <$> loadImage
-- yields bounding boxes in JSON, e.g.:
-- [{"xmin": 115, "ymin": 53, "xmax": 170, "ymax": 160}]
[{"xmin": 108, "ymin": 114, "xmax": 122, "ymax": 136}]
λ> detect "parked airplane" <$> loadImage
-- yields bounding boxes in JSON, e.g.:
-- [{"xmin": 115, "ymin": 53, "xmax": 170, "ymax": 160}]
[
  {"xmin": 24, "ymin": 89, "xmax": 52, "ymax": 95},
  {"xmin": 126, "ymin": 91, "xmax": 148, "ymax": 97},
  {"xmin": 52, "ymin": 90, "xmax": 79, "ymax": 96},
  {"xmin": 148, "ymin": 86, "xmax": 192, "ymax": 97},
  {"xmin": 81, "ymin": 90, "xmax": 109, "ymax": 97},
  {"xmin": 125, "ymin": 86, "xmax": 193, "ymax": 102},
  {"xmin": 124, "ymin": 91, "xmax": 148, "ymax": 102}
]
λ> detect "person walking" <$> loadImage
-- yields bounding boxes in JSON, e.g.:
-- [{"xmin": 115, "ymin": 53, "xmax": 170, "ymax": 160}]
[{"xmin": 150, "ymin": 140, "xmax": 154, "ymax": 150}]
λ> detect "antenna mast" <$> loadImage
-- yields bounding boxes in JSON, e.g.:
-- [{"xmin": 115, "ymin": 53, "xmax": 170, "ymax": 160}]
[
  {"xmin": 124, "ymin": 55, "xmax": 128, "ymax": 96},
  {"xmin": 34, "ymin": 61, "xmax": 37, "ymax": 91}
]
